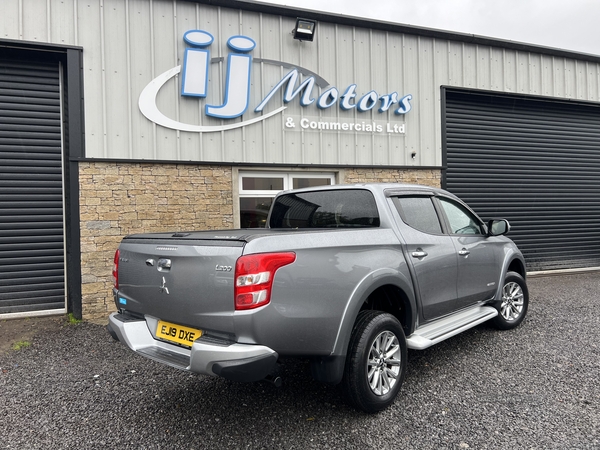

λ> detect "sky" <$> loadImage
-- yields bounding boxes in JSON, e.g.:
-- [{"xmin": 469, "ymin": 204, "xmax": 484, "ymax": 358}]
[{"xmin": 263, "ymin": 0, "xmax": 600, "ymax": 56}]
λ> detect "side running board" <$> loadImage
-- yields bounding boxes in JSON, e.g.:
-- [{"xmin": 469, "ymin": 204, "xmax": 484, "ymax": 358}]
[{"xmin": 406, "ymin": 305, "xmax": 498, "ymax": 350}]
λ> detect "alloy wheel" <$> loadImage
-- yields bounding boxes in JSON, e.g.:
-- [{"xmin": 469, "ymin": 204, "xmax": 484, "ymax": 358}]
[
  {"xmin": 367, "ymin": 331, "xmax": 401, "ymax": 396},
  {"xmin": 500, "ymin": 281, "xmax": 525, "ymax": 322}
]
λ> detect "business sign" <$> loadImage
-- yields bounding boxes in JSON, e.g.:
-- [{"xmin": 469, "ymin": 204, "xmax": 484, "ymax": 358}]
[{"xmin": 139, "ymin": 30, "xmax": 412, "ymax": 134}]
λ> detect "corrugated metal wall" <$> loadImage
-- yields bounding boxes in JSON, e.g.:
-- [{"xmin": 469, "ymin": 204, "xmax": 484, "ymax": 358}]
[
  {"xmin": 444, "ymin": 88, "xmax": 600, "ymax": 271},
  {"xmin": 0, "ymin": 58, "xmax": 66, "ymax": 314},
  {"xmin": 2, "ymin": 0, "xmax": 600, "ymax": 168}
]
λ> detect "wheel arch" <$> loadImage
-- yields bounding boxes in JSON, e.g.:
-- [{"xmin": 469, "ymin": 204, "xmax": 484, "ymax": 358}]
[
  {"xmin": 492, "ymin": 250, "xmax": 527, "ymax": 302},
  {"xmin": 507, "ymin": 256, "xmax": 526, "ymax": 279},
  {"xmin": 334, "ymin": 269, "xmax": 416, "ymax": 355},
  {"xmin": 358, "ymin": 284, "xmax": 414, "ymax": 337},
  {"xmin": 311, "ymin": 268, "xmax": 416, "ymax": 384}
]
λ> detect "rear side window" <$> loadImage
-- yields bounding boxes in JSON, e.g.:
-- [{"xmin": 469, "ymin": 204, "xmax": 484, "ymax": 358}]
[
  {"xmin": 269, "ymin": 189, "xmax": 380, "ymax": 228},
  {"xmin": 394, "ymin": 196, "xmax": 443, "ymax": 234}
]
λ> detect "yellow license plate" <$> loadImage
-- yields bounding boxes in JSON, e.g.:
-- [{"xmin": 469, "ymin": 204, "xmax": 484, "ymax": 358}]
[{"xmin": 156, "ymin": 320, "xmax": 202, "ymax": 347}]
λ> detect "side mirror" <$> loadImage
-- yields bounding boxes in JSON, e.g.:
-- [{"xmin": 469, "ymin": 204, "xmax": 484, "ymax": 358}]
[{"xmin": 487, "ymin": 219, "xmax": 510, "ymax": 236}]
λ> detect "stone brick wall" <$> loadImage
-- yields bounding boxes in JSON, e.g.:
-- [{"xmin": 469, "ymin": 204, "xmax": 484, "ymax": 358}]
[
  {"xmin": 79, "ymin": 162, "xmax": 233, "ymax": 321},
  {"xmin": 77, "ymin": 164, "xmax": 439, "ymax": 321},
  {"xmin": 342, "ymin": 168, "xmax": 442, "ymax": 187}
]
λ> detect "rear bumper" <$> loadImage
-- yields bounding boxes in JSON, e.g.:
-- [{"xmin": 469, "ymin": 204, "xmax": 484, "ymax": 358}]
[{"xmin": 108, "ymin": 312, "xmax": 278, "ymax": 382}]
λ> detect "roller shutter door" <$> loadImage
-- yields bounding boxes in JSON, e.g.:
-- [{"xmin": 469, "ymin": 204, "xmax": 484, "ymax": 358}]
[
  {"xmin": 0, "ymin": 59, "xmax": 65, "ymax": 314},
  {"xmin": 444, "ymin": 88, "xmax": 600, "ymax": 271}
]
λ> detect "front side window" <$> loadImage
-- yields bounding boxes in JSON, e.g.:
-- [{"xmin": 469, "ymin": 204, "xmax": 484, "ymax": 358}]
[
  {"xmin": 239, "ymin": 172, "xmax": 335, "ymax": 228},
  {"xmin": 439, "ymin": 198, "xmax": 483, "ymax": 235},
  {"xmin": 394, "ymin": 196, "xmax": 442, "ymax": 234}
]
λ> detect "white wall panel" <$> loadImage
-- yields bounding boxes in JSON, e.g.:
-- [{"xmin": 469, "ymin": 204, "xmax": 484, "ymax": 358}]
[
  {"xmin": 476, "ymin": 46, "xmax": 491, "ymax": 90},
  {"xmin": 0, "ymin": 1, "xmax": 20, "ymax": 39},
  {"xmin": 22, "ymin": 0, "xmax": 49, "ymax": 42},
  {"xmin": 198, "ymin": 6, "xmax": 223, "ymax": 162},
  {"xmin": 2, "ymin": 0, "xmax": 600, "ymax": 168},
  {"xmin": 49, "ymin": 0, "xmax": 77, "ymax": 44},
  {"xmin": 565, "ymin": 60, "xmax": 578, "ymax": 98},
  {"xmin": 402, "ymin": 35, "xmax": 420, "ymax": 165},
  {"xmin": 588, "ymin": 63, "xmax": 600, "ymax": 101},
  {"xmin": 316, "ymin": 23, "xmax": 340, "ymax": 164},
  {"xmin": 462, "ymin": 44, "xmax": 477, "ymax": 89},
  {"xmin": 503, "ymin": 50, "xmax": 517, "ymax": 93},
  {"xmin": 490, "ymin": 48, "xmax": 504, "ymax": 91},
  {"xmin": 177, "ymin": 1, "xmax": 202, "ymax": 161},
  {"xmin": 552, "ymin": 58, "xmax": 564, "ymax": 97},
  {"xmin": 129, "ymin": 0, "xmax": 156, "ymax": 160},
  {"xmin": 152, "ymin": 0, "xmax": 179, "ymax": 161},
  {"xmin": 576, "ymin": 60, "xmax": 587, "ymax": 100},
  {"xmin": 541, "ymin": 55, "xmax": 553, "ymax": 97},
  {"xmin": 529, "ymin": 54, "xmax": 542, "ymax": 96},
  {"xmin": 104, "ymin": 0, "xmax": 131, "ymax": 159},
  {"xmin": 367, "ymin": 30, "xmax": 388, "ymax": 166},
  {"xmin": 386, "ymin": 33, "xmax": 405, "ymax": 167},
  {"xmin": 516, "ymin": 52, "xmax": 530, "ymax": 93},
  {"xmin": 417, "ymin": 37, "xmax": 436, "ymax": 166},
  {"xmin": 76, "ymin": 0, "xmax": 105, "ymax": 158},
  {"xmin": 447, "ymin": 42, "xmax": 463, "ymax": 86}
]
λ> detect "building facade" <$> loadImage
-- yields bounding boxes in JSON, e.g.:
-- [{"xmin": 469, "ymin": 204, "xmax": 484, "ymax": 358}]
[{"xmin": 1, "ymin": 0, "xmax": 599, "ymax": 320}]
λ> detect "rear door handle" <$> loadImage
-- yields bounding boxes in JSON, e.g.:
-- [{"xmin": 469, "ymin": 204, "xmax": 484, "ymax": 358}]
[
  {"xmin": 411, "ymin": 249, "xmax": 428, "ymax": 258},
  {"xmin": 458, "ymin": 248, "xmax": 470, "ymax": 256}
]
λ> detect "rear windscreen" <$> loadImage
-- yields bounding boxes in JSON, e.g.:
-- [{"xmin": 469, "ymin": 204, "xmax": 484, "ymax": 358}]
[{"xmin": 269, "ymin": 189, "xmax": 380, "ymax": 228}]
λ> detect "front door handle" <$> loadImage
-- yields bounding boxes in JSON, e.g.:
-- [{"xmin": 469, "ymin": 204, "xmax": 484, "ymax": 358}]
[
  {"xmin": 458, "ymin": 248, "xmax": 470, "ymax": 256},
  {"xmin": 412, "ymin": 248, "xmax": 428, "ymax": 258}
]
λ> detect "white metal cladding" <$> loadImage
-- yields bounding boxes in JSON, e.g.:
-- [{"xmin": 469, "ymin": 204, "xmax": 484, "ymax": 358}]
[{"xmin": 2, "ymin": 0, "xmax": 600, "ymax": 167}]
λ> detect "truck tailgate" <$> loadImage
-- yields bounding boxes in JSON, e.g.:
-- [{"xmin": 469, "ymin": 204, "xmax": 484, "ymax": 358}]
[{"xmin": 116, "ymin": 236, "xmax": 245, "ymax": 334}]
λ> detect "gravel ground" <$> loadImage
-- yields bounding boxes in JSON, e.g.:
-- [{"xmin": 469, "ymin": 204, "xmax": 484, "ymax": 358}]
[{"xmin": 1, "ymin": 273, "xmax": 599, "ymax": 449}]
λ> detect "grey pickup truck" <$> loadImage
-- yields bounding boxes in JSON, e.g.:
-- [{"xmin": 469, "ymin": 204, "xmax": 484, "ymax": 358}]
[{"xmin": 108, "ymin": 183, "xmax": 528, "ymax": 413}]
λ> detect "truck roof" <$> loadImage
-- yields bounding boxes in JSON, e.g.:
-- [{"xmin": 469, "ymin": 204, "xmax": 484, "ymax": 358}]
[{"xmin": 276, "ymin": 182, "xmax": 459, "ymax": 200}]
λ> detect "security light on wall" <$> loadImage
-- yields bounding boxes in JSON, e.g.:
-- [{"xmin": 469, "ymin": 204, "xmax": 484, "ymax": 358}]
[{"xmin": 293, "ymin": 18, "xmax": 316, "ymax": 42}]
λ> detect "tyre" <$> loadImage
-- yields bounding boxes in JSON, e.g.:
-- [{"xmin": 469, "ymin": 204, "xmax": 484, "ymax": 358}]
[
  {"xmin": 342, "ymin": 310, "xmax": 407, "ymax": 413},
  {"xmin": 491, "ymin": 271, "xmax": 529, "ymax": 330}
]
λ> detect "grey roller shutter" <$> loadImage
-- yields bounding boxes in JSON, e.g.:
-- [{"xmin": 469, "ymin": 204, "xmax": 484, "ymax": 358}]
[
  {"xmin": 0, "ymin": 59, "xmax": 65, "ymax": 314},
  {"xmin": 444, "ymin": 88, "xmax": 600, "ymax": 271}
]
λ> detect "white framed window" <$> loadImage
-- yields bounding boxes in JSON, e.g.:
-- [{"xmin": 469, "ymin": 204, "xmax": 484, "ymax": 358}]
[{"xmin": 238, "ymin": 171, "xmax": 335, "ymax": 228}]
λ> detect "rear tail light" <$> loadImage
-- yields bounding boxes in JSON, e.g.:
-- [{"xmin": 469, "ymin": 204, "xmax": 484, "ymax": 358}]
[
  {"xmin": 112, "ymin": 249, "xmax": 120, "ymax": 289},
  {"xmin": 234, "ymin": 252, "xmax": 296, "ymax": 310}
]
